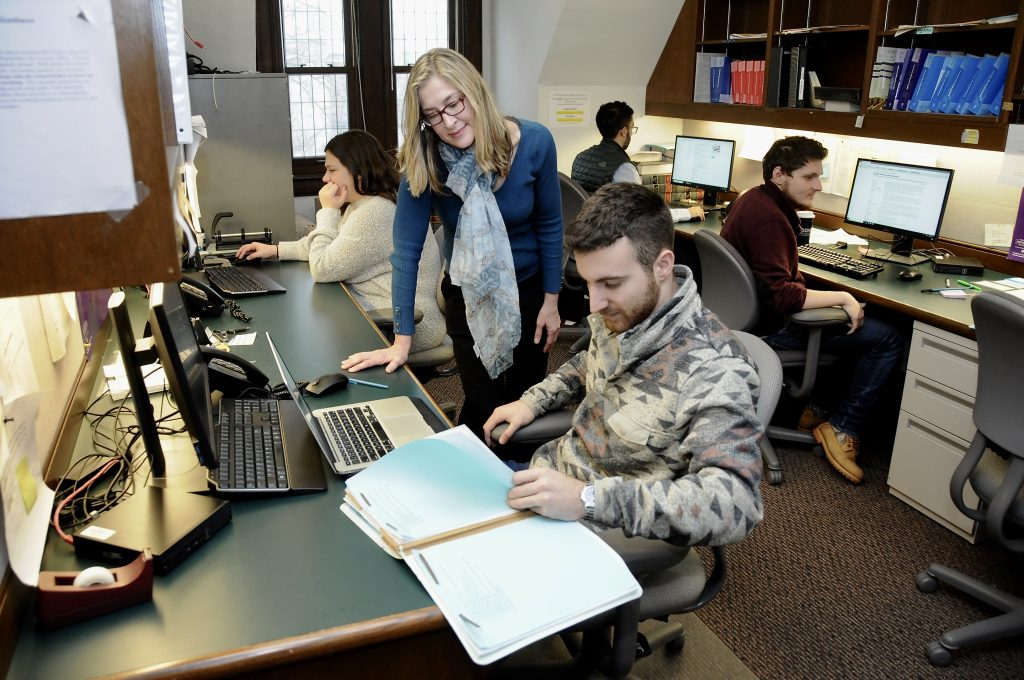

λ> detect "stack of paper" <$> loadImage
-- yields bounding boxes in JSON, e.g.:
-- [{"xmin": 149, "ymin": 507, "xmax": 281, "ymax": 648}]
[{"xmin": 341, "ymin": 427, "xmax": 642, "ymax": 665}]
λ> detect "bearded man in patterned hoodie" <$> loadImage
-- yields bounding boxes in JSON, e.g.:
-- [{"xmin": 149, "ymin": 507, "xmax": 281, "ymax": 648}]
[{"xmin": 484, "ymin": 182, "xmax": 763, "ymax": 545}]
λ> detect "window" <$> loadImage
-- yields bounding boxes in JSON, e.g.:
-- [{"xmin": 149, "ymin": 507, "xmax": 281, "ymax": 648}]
[{"xmin": 257, "ymin": 0, "xmax": 481, "ymax": 195}]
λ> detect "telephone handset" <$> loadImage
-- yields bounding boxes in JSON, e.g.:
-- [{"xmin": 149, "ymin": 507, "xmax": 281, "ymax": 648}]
[
  {"xmin": 199, "ymin": 345, "xmax": 272, "ymax": 397},
  {"xmin": 179, "ymin": 278, "xmax": 225, "ymax": 317}
]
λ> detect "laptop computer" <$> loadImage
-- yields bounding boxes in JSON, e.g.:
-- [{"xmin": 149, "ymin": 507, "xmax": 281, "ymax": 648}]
[
  {"xmin": 202, "ymin": 263, "xmax": 286, "ymax": 297},
  {"xmin": 266, "ymin": 333, "xmax": 447, "ymax": 474}
]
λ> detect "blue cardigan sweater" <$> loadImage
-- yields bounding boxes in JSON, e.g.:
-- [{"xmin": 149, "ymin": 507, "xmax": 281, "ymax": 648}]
[{"xmin": 389, "ymin": 119, "xmax": 564, "ymax": 336}]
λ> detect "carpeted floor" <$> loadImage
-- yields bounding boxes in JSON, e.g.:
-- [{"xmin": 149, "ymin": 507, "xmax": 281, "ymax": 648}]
[{"xmin": 422, "ymin": 338, "xmax": 1024, "ymax": 678}]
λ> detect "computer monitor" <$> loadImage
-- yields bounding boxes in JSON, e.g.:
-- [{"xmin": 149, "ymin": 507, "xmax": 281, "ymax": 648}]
[
  {"xmin": 108, "ymin": 291, "xmax": 166, "ymax": 476},
  {"xmin": 149, "ymin": 282, "xmax": 219, "ymax": 470},
  {"xmin": 670, "ymin": 135, "xmax": 736, "ymax": 207},
  {"xmin": 845, "ymin": 158, "xmax": 954, "ymax": 266}
]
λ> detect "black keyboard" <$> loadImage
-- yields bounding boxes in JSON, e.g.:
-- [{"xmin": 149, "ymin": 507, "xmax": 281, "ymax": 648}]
[
  {"xmin": 215, "ymin": 398, "xmax": 289, "ymax": 493},
  {"xmin": 322, "ymin": 405, "xmax": 393, "ymax": 470},
  {"xmin": 797, "ymin": 244, "xmax": 884, "ymax": 279},
  {"xmin": 205, "ymin": 266, "xmax": 269, "ymax": 294}
]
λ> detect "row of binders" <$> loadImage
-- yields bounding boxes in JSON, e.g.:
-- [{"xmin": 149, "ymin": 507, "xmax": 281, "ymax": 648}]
[
  {"xmin": 869, "ymin": 47, "xmax": 1009, "ymax": 116},
  {"xmin": 694, "ymin": 53, "xmax": 765, "ymax": 106}
]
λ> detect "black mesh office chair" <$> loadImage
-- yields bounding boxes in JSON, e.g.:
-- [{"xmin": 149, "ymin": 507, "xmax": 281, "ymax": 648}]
[
  {"xmin": 915, "ymin": 290, "xmax": 1024, "ymax": 667},
  {"xmin": 557, "ymin": 172, "xmax": 590, "ymax": 346},
  {"xmin": 693, "ymin": 229, "xmax": 850, "ymax": 484},
  {"xmin": 493, "ymin": 330, "xmax": 777, "ymax": 678}
]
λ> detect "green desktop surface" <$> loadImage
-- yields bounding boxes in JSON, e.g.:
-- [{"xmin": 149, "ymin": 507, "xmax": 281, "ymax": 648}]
[{"xmin": 10, "ymin": 263, "xmax": 454, "ymax": 678}]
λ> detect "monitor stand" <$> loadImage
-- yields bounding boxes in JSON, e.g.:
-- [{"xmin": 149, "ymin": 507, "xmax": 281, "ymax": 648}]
[{"xmin": 862, "ymin": 234, "xmax": 930, "ymax": 266}]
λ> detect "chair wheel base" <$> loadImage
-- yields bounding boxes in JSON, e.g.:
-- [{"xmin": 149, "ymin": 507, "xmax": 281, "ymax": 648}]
[
  {"xmin": 665, "ymin": 631, "xmax": 685, "ymax": 653},
  {"xmin": 927, "ymin": 640, "xmax": 953, "ymax": 666},
  {"xmin": 766, "ymin": 469, "xmax": 783, "ymax": 485}
]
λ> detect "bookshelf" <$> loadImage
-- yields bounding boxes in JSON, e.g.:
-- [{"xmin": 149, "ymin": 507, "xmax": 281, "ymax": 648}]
[{"xmin": 647, "ymin": 0, "xmax": 1024, "ymax": 152}]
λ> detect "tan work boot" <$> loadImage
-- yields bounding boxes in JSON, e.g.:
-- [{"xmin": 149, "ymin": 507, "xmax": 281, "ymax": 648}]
[
  {"xmin": 813, "ymin": 423, "xmax": 863, "ymax": 484},
  {"xmin": 797, "ymin": 405, "xmax": 827, "ymax": 432}
]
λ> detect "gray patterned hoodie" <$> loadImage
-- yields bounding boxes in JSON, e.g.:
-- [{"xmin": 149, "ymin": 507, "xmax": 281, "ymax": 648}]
[{"xmin": 523, "ymin": 266, "xmax": 764, "ymax": 545}]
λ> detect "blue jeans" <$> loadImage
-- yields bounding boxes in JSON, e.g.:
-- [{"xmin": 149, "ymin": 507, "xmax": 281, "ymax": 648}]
[{"xmin": 763, "ymin": 317, "xmax": 903, "ymax": 438}]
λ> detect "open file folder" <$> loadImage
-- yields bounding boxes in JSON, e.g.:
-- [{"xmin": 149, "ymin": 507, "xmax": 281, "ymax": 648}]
[{"xmin": 341, "ymin": 426, "xmax": 642, "ymax": 665}]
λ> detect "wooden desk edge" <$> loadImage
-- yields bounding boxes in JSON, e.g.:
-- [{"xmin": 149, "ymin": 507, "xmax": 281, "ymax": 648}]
[{"xmin": 104, "ymin": 606, "xmax": 447, "ymax": 679}]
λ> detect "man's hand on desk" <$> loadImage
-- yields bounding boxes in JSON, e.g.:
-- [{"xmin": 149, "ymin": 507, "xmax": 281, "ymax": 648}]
[
  {"xmin": 687, "ymin": 206, "xmax": 705, "ymax": 221},
  {"xmin": 341, "ymin": 334, "xmax": 411, "ymax": 373},
  {"xmin": 235, "ymin": 241, "xmax": 278, "ymax": 262},
  {"xmin": 507, "ymin": 467, "xmax": 586, "ymax": 521}
]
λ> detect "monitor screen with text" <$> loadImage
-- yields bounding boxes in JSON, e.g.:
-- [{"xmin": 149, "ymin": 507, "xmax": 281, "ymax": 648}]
[
  {"xmin": 670, "ymin": 135, "xmax": 735, "ymax": 192},
  {"xmin": 844, "ymin": 159, "xmax": 954, "ymax": 241}
]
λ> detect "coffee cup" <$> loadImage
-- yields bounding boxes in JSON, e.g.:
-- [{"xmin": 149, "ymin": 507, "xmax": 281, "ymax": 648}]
[{"xmin": 796, "ymin": 210, "xmax": 814, "ymax": 245}]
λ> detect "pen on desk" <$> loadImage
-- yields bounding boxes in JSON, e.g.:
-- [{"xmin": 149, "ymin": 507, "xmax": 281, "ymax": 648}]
[
  {"xmin": 920, "ymin": 288, "xmax": 962, "ymax": 293},
  {"xmin": 945, "ymin": 278, "xmax": 951, "ymax": 288},
  {"xmin": 346, "ymin": 377, "xmax": 388, "ymax": 389},
  {"xmin": 956, "ymin": 279, "xmax": 982, "ymax": 291}
]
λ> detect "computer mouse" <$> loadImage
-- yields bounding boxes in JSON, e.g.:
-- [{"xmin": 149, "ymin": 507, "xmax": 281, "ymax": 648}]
[
  {"xmin": 835, "ymin": 241, "xmax": 848, "ymax": 249},
  {"xmin": 898, "ymin": 269, "xmax": 923, "ymax": 282},
  {"xmin": 304, "ymin": 372, "xmax": 349, "ymax": 396}
]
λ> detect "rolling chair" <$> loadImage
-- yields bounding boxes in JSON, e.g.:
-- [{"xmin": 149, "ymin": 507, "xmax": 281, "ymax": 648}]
[
  {"xmin": 493, "ymin": 330, "xmax": 778, "ymax": 678},
  {"xmin": 915, "ymin": 290, "xmax": 1024, "ymax": 666},
  {"xmin": 367, "ymin": 227, "xmax": 455, "ymax": 384},
  {"xmin": 557, "ymin": 172, "xmax": 591, "ymax": 348},
  {"xmin": 693, "ymin": 229, "xmax": 850, "ymax": 484}
]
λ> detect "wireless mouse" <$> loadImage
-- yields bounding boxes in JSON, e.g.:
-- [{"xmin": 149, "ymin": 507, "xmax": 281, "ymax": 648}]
[
  {"xmin": 304, "ymin": 372, "xmax": 349, "ymax": 396},
  {"xmin": 898, "ymin": 269, "xmax": 922, "ymax": 282}
]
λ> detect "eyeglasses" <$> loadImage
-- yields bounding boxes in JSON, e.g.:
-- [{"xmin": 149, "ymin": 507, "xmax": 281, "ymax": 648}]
[
  {"xmin": 421, "ymin": 96, "xmax": 467, "ymax": 126},
  {"xmin": 630, "ymin": 126, "xmax": 638, "ymax": 135}
]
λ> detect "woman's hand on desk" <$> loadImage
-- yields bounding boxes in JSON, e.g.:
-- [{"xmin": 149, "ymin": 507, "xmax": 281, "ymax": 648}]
[
  {"xmin": 687, "ymin": 206, "xmax": 705, "ymax": 221},
  {"xmin": 235, "ymin": 241, "xmax": 278, "ymax": 261},
  {"xmin": 342, "ymin": 334, "xmax": 411, "ymax": 373}
]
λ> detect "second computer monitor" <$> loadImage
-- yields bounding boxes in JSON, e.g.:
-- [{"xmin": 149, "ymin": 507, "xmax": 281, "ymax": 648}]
[
  {"xmin": 845, "ymin": 158, "xmax": 954, "ymax": 265},
  {"xmin": 670, "ymin": 135, "xmax": 735, "ymax": 207}
]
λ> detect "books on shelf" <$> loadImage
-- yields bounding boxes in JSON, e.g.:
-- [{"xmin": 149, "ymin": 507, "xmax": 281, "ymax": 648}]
[
  {"xmin": 694, "ymin": 52, "xmax": 726, "ymax": 103},
  {"xmin": 869, "ymin": 46, "xmax": 907, "ymax": 108},
  {"xmin": 895, "ymin": 48, "xmax": 934, "ymax": 111},
  {"xmin": 340, "ymin": 426, "xmax": 642, "ymax": 666}
]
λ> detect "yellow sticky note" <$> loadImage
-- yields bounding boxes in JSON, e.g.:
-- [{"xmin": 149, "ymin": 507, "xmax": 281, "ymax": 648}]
[{"xmin": 15, "ymin": 457, "xmax": 37, "ymax": 513}]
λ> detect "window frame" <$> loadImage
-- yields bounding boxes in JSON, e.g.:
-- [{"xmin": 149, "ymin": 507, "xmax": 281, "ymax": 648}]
[{"xmin": 256, "ymin": 0, "xmax": 481, "ymax": 196}]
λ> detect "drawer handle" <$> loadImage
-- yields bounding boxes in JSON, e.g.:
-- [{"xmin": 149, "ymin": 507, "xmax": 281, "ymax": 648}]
[
  {"xmin": 919, "ymin": 336, "xmax": 978, "ymax": 368},
  {"xmin": 905, "ymin": 416, "xmax": 969, "ymax": 453},
  {"xmin": 913, "ymin": 377, "xmax": 974, "ymax": 410}
]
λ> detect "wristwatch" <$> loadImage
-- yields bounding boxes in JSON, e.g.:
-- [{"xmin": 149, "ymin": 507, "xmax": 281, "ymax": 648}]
[{"xmin": 580, "ymin": 484, "xmax": 596, "ymax": 521}]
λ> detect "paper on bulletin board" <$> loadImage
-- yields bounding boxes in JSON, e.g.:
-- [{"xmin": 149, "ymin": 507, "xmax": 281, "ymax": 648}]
[
  {"xmin": 829, "ymin": 139, "xmax": 892, "ymax": 198},
  {"xmin": 997, "ymin": 125, "xmax": 1024, "ymax": 187},
  {"xmin": 0, "ymin": 394, "xmax": 55, "ymax": 586},
  {"xmin": 549, "ymin": 91, "xmax": 590, "ymax": 126},
  {"xmin": 0, "ymin": 0, "xmax": 137, "ymax": 220}
]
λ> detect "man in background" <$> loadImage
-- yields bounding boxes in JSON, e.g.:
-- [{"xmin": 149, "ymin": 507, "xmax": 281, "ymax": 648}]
[
  {"xmin": 720, "ymin": 135, "xmax": 902, "ymax": 486},
  {"xmin": 484, "ymin": 183, "xmax": 763, "ymax": 545}
]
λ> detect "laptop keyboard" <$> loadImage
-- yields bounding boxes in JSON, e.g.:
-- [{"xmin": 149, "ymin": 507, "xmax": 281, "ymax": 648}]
[
  {"xmin": 215, "ymin": 398, "xmax": 289, "ymax": 492},
  {"xmin": 797, "ymin": 244, "xmax": 885, "ymax": 280},
  {"xmin": 322, "ymin": 405, "xmax": 394, "ymax": 468},
  {"xmin": 206, "ymin": 266, "xmax": 269, "ymax": 294}
]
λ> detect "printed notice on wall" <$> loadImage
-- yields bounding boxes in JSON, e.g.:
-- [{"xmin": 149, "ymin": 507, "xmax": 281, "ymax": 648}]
[
  {"xmin": 549, "ymin": 91, "xmax": 590, "ymax": 126},
  {"xmin": 0, "ymin": 0, "xmax": 137, "ymax": 220}
]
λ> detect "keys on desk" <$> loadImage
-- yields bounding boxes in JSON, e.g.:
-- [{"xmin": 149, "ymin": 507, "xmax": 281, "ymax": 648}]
[{"xmin": 797, "ymin": 244, "xmax": 884, "ymax": 280}]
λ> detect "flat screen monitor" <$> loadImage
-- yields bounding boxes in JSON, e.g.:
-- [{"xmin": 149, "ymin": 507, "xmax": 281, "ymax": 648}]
[
  {"xmin": 149, "ymin": 282, "xmax": 219, "ymax": 470},
  {"xmin": 670, "ymin": 135, "xmax": 736, "ymax": 206},
  {"xmin": 108, "ymin": 291, "xmax": 165, "ymax": 476},
  {"xmin": 845, "ymin": 158, "xmax": 954, "ymax": 266}
]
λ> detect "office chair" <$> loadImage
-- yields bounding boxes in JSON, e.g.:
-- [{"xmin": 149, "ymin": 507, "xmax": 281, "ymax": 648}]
[
  {"xmin": 367, "ymin": 227, "xmax": 455, "ymax": 385},
  {"xmin": 693, "ymin": 229, "xmax": 850, "ymax": 484},
  {"xmin": 493, "ymin": 330, "xmax": 776, "ymax": 678},
  {"xmin": 557, "ymin": 172, "xmax": 591, "ymax": 347},
  {"xmin": 915, "ymin": 290, "xmax": 1024, "ymax": 667}
]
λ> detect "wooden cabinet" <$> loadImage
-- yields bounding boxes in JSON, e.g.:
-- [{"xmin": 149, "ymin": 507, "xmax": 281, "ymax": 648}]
[
  {"xmin": 647, "ymin": 0, "xmax": 1024, "ymax": 151},
  {"xmin": 888, "ymin": 322, "xmax": 981, "ymax": 541}
]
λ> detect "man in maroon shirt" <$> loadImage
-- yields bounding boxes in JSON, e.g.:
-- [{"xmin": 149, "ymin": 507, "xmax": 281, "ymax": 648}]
[{"xmin": 721, "ymin": 136, "xmax": 902, "ymax": 485}]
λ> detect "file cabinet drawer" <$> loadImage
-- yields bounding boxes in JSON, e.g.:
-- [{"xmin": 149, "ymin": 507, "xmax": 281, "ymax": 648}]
[
  {"xmin": 888, "ymin": 411, "xmax": 980, "ymax": 539},
  {"xmin": 906, "ymin": 323, "xmax": 978, "ymax": 397},
  {"xmin": 900, "ymin": 371, "xmax": 976, "ymax": 443}
]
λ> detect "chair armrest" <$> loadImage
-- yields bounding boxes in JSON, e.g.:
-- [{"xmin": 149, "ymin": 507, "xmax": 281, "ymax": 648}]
[
  {"xmin": 789, "ymin": 304, "xmax": 862, "ymax": 327},
  {"xmin": 491, "ymin": 410, "xmax": 573, "ymax": 446},
  {"xmin": 597, "ymin": 529, "xmax": 689, "ymax": 577}
]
